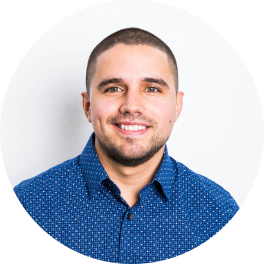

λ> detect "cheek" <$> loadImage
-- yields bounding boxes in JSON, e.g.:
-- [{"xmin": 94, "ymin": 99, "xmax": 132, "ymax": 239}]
[
  {"xmin": 152, "ymin": 101, "xmax": 176, "ymax": 129},
  {"xmin": 152, "ymin": 102, "xmax": 176, "ymax": 135},
  {"xmin": 91, "ymin": 98, "xmax": 120, "ymax": 123}
]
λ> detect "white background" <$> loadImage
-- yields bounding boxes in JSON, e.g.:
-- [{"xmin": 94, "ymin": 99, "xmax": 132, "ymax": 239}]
[{"xmin": 1, "ymin": 0, "xmax": 263, "ymax": 207}]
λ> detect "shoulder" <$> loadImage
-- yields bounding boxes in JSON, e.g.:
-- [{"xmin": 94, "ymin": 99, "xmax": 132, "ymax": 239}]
[
  {"xmin": 13, "ymin": 156, "xmax": 84, "ymax": 207},
  {"xmin": 171, "ymin": 158, "xmax": 239, "ymax": 214},
  {"xmin": 170, "ymin": 158, "xmax": 239, "ymax": 242}
]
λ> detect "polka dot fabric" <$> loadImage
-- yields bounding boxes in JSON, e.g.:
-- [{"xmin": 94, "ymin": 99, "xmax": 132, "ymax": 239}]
[{"xmin": 14, "ymin": 133, "xmax": 239, "ymax": 263}]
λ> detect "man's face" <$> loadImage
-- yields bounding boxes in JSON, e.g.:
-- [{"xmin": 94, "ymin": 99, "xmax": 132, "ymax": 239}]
[{"xmin": 83, "ymin": 44, "xmax": 183, "ymax": 166}]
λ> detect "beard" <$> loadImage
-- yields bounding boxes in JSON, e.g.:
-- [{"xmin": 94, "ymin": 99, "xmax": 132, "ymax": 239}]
[{"xmin": 95, "ymin": 114, "xmax": 169, "ymax": 167}]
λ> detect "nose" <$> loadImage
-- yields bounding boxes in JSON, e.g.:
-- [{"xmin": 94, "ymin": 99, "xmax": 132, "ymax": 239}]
[{"xmin": 119, "ymin": 90, "xmax": 145, "ymax": 115}]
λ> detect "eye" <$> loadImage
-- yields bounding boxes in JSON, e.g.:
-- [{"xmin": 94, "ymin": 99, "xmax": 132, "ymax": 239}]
[
  {"xmin": 105, "ymin": 87, "xmax": 122, "ymax": 92},
  {"xmin": 145, "ymin": 87, "xmax": 160, "ymax": 93}
]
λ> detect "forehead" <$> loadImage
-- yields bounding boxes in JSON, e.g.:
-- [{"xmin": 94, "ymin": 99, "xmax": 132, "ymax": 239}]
[
  {"xmin": 93, "ymin": 44, "xmax": 174, "ymax": 83},
  {"xmin": 98, "ymin": 43, "xmax": 169, "ymax": 63}
]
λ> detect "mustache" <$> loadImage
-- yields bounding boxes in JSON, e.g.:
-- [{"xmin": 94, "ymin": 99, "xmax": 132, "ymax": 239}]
[{"xmin": 107, "ymin": 113, "xmax": 157, "ymax": 126}]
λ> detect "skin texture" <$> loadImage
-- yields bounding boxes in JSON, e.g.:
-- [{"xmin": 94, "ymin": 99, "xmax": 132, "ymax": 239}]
[{"xmin": 81, "ymin": 44, "xmax": 184, "ymax": 207}]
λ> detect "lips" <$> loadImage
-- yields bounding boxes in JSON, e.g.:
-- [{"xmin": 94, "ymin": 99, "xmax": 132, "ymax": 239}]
[{"xmin": 113, "ymin": 121, "xmax": 150, "ymax": 135}]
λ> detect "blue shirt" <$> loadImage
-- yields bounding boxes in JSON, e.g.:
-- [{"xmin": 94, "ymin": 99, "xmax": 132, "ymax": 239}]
[{"xmin": 14, "ymin": 133, "xmax": 239, "ymax": 263}]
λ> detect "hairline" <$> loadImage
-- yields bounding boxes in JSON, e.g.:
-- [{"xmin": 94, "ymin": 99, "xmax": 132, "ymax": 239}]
[{"xmin": 85, "ymin": 27, "xmax": 179, "ymax": 95}]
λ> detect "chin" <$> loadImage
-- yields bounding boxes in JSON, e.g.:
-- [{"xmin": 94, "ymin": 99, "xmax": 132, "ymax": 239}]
[{"xmin": 99, "ymin": 136, "xmax": 167, "ymax": 167}]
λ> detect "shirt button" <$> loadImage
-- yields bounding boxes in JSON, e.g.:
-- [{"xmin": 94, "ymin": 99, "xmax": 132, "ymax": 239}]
[{"xmin": 127, "ymin": 213, "xmax": 132, "ymax": 220}]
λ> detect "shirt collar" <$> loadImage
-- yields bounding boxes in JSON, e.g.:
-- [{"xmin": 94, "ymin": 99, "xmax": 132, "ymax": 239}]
[{"xmin": 79, "ymin": 132, "xmax": 175, "ymax": 201}]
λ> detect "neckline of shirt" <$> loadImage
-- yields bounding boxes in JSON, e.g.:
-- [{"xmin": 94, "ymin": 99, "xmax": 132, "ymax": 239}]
[{"xmin": 78, "ymin": 132, "xmax": 176, "ymax": 201}]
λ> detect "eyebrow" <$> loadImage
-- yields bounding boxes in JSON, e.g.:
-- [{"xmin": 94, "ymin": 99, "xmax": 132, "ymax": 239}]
[
  {"xmin": 141, "ymin": 77, "xmax": 170, "ymax": 89},
  {"xmin": 96, "ymin": 77, "xmax": 170, "ymax": 90}
]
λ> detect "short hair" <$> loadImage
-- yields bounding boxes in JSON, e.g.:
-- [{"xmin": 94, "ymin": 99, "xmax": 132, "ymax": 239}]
[{"xmin": 86, "ymin": 27, "xmax": 178, "ymax": 95}]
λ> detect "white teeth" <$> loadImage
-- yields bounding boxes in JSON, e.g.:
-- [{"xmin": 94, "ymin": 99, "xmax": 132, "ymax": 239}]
[{"xmin": 118, "ymin": 124, "xmax": 148, "ymax": 131}]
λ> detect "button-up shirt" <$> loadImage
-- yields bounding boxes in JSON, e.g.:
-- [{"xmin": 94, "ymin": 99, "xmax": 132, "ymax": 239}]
[{"xmin": 14, "ymin": 133, "xmax": 239, "ymax": 263}]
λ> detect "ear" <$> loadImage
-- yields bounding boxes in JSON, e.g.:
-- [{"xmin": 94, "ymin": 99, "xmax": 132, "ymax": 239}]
[
  {"xmin": 81, "ymin": 91, "xmax": 92, "ymax": 123},
  {"xmin": 175, "ymin": 91, "xmax": 184, "ymax": 123}
]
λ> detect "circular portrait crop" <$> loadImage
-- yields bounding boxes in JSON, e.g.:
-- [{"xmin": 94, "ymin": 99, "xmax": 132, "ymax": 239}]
[{"xmin": 1, "ymin": 1, "xmax": 263, "ymax": 264}]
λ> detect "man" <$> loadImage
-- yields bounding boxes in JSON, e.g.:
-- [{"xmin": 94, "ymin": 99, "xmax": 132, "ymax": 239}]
[{"xmin": 14, "ymin": 28, "xmax": 239, "ymax": 263}]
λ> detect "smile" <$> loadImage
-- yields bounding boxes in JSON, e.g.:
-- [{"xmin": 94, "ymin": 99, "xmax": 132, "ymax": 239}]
[{"xmin": 113, "ymin": 123, "xmax": 150, "ymax": 135}]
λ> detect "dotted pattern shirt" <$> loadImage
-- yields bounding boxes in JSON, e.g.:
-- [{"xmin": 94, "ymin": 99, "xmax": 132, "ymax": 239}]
[{"xmin": 14, "ymin": 133, "xmax": 239, "ymax": 263}]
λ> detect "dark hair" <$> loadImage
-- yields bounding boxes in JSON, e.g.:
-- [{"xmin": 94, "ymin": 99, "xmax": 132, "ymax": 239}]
[{"xmin": 86, "ymin": 27, "xmax": 178, "ymax": 95}]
